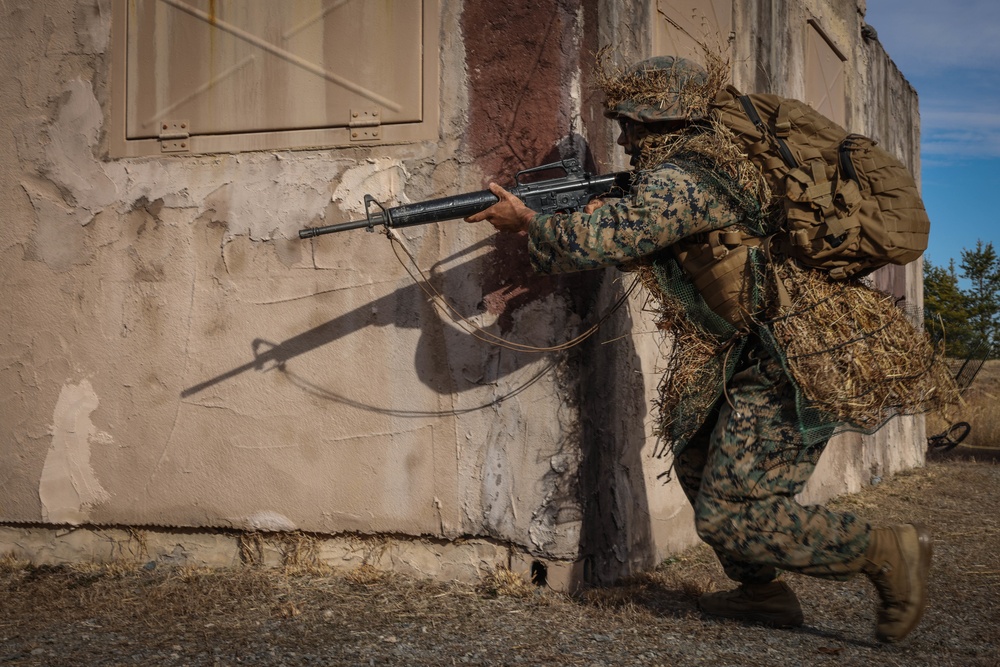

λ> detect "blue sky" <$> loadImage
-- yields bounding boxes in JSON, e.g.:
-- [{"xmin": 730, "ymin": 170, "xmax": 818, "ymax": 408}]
[{"xmin": 864, "ymin": 0, "xmax": 1000, "ymax": 271}]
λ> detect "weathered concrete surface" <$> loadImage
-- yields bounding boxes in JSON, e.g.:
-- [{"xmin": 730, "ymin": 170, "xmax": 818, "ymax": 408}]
[
  {"xmin": 0, "ymin": 0, "xmax": 927, "ymax": 589},
  {"xmin": 0, "ymin": 524, "xmax": 531, "ymax": 585},
  {"xmin": 0, "ymin": 0, "xmax": 594, "ymax": 564}
]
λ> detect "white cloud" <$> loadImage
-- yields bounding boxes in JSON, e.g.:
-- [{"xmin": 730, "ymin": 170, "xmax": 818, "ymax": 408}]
[
  {"xmin": 923, "ymin": 136, "xmax": 1000, "ymax": 160},
  {"xmin": 919, "ymin": 101, "xmax": 1000, "ymax": 159},
  {"xmin": 866, "ymin": 1, "xmax": 1000, "ymax": 160},
  {"xmin": 865, "ymin": 0, "xmax": 1000, "ymax": 73},
  {"xmin": 922, "ymin": 109, "xmax": 1000, "ymax": 131}
]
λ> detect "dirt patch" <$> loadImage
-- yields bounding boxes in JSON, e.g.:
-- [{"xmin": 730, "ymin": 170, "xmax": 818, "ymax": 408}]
[
  {"xmin": 2, "ymin": 459, "xmax": 998, "ymax": 666},
  {"xmin": 930, "ymin": 441, "xmax": 1000, "ymax": 463}
]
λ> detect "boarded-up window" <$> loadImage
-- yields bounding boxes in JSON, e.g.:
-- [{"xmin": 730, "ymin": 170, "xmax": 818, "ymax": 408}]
[
  {"xmin": 110, "ymin": 0, "xmax": 440, "ymax": 156},
  {"xmin": 804, "ymin": 20, "xmax": 847, "ymax": 128},
  {"xmin": 651, "ymin": 0, "xmax": 733, "ymax": 63}
]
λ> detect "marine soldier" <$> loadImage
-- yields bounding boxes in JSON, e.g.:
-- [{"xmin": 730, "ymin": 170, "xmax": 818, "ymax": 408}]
[{"xmin": 465, "ymin": 56, "xmax": 932, "ymax": 643}]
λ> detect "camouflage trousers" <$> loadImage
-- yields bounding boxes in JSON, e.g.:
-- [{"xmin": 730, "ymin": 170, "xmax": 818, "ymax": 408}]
[{"xmin": 673, "ymin": 350, "xmax": 871, "ymax": 584}]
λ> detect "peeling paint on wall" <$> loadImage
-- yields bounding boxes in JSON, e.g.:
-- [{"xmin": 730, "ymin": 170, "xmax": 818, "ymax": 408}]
[
  {"xmin": 21, "ymin": 77, "xmax": 361, "ymax": 254},
  {"xmin": 39, "ymin": 379, "xmax": 112, "ymax": 524},
  {"xmin": 44, "ymin": 77, "xmax": 117, "ymax": 214},
  {"xmin": 332, "ymin": 158, "xmax": 410, "ymax": 217}
]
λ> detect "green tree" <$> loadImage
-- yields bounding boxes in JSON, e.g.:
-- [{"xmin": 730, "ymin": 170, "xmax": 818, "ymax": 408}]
[
  {"xmin": 924, "ymin": 257, "xmax": 974, "ymax": 357},
  {"xmin": 959, "ymin": 240, "xmax": 1000, "ymax": 352}
]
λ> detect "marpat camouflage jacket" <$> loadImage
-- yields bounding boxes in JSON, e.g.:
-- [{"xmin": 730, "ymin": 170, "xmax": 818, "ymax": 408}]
[{"xmin": 527, "ymin": 162, "xmax": 741, "ymax": 273}]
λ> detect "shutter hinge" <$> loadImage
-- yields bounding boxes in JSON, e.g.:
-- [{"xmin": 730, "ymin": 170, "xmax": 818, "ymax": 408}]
[
  {"xmin": 159, "ymin": 120, "xmax": 190, "ymax": 153},
  {"xmin": 349, "ymin": 108, "xmax": 382, "ymax": 142}
]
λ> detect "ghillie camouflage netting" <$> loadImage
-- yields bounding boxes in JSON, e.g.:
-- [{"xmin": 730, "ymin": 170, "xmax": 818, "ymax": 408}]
[
  {"xmin": 595, "ymin": 47, "xmax": 961, "ymax": 456},
  {"xmin": 595, "ymin": 47, "xmax": 772, "ymax": 207},
  {"xmin": 762, "ymin": 261, "xmax": 961, "ymax": 430}
]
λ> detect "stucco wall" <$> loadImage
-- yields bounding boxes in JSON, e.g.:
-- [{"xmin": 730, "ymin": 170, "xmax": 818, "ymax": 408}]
[
  {"xmin": 0, "ymin": 0, "xmax": 926, "ymax": 588},
  {"xmin": 1, "ymin": 0, "xmax": 595, "ymax": 559}
]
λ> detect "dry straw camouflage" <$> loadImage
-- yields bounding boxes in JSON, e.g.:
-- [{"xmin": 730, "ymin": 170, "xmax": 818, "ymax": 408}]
[{"xmin": 602, "ymin": 55, "xmax": 711, "ymax": 123}]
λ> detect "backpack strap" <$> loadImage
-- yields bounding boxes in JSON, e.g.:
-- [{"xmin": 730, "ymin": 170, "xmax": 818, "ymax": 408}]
[
  {"xmin": 839, "ymin": 134, "xmax": 863, "ymax": 185},
  {"xmin": 737, "ymin": 94, "xmax": 799, "ymax": 170}
]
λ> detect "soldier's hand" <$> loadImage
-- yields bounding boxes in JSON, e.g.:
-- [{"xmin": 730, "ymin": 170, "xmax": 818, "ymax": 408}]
[
  {"xmin": 464, "ymin": 183, "xmax": 535, "ymax": 233},
  {"xmin": 583, "ymin": 198, "xmax": 605, "ymax": 214}
]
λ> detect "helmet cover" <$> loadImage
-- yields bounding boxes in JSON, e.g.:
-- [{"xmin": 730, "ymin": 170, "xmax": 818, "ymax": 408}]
[{"xmin": 602, "ymin": 55, "xmax": 710, "ymax": 123}]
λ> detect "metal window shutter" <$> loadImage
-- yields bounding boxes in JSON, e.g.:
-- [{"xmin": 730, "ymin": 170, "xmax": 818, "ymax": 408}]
[
  {"xmin": 652, "ymin": 0, "xmax": 733, "ymax": 61},
  {"xmin": 125, "ymin": 0, "xmax": 424, "ymax": 141},
  {"xmin": 805, "ymin": 21, "xmax": 846, "ymax": 128}
]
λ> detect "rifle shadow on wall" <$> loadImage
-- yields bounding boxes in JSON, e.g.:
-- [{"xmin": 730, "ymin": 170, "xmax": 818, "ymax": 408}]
[
  {"xmin": 180, "ymin": 134, "xmax": 611, "ymax": 415},
  {"xmin": 179, "ymin": 240, "xmax": 657, "ymax": 585},
  {"xmin": 179, "ymin": 236, "xmax": 585, "ymax": 415}
]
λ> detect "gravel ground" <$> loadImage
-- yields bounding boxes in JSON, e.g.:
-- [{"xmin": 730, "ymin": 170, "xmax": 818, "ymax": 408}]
[{"xmin": 2, "ymin": 457, "xmax": 998, "ymax": 667}]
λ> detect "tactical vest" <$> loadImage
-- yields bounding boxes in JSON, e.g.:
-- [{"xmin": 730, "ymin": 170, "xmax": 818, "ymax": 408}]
[{"xmin": 673, "ymin": 86, "xmax": 930, "ymax": 328}]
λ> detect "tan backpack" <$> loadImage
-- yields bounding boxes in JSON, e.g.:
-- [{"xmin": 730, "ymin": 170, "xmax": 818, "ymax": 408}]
[
  {"xmin": 714, "ymin": 85, "xmax": 930, "ymax": 279},
  {"xmin": 672, "ymin": 86, "xmax": 930, "ymax": 329}
]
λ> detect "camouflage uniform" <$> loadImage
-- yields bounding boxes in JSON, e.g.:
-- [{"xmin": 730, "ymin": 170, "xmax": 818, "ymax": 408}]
[
  {"xmin": 673, "ymin": 353, "xmax": 870, "ymax": 583},
  {"xmin": 526, "ymin": 157, "xmax": 871, "ymax": 584},
  {"xmin": 512, "ymin": 56, "xmax": 930, "ymax": 642},
  {"xmin": 528, "ymin": 164, "xmax": 738, "ymax": 273}
]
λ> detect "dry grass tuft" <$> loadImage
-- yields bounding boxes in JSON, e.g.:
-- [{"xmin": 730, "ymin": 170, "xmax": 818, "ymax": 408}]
[
  {"xmin": 0, "ymin": 551, "xmax": 30, "ymax": 572},
  {"xmin": 595, "ymin": 46, "xmax": 729, "ymax": 125},
  {"xmin": 768, "ymin": 261, "xmax": 962, "ymax": 428},
  {"xmin": 637, "ymin": 114, "xmax": 773, "ymax": 207},
  {"xmin": 277, "ymin": 532, "xmax": 327, "ymax": 573},
  {"xmin": 653, "ymin": 552, "xmax": 721, "ymax": 600},
  {"xmin": 964, "ymin": 396, "xmax": 1000, "ymax": 449},
  {"xmin": 628, "ymin": 271, "xmax": 724, "ymax": 448},
  {"xmin": 239, "ymin": 531, "xmax": 266, "ymax": 566},
  {"xmin": 928, "ymin": 359, "xmax": 1000, "ymax": 451},
  {"xmin": 476, "ymin": 565, "xmax": 535, "ymax": 599},
  {"xmin": 345, "ymin": 563, "xmax": 388, "ymax": 586}
]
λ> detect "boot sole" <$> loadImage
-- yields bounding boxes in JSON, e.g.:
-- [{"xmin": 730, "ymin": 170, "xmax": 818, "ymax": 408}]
[
  {"xmin": 698, "ymin": 602, "xmax": 804, "ymax": 628},
  {"xmin": 735, "ymin": 611, "xmax": 804, "ymax": 628},
  {"xmin": 877, "ymin": 522, "xmax": 933, "ymax": 643}
]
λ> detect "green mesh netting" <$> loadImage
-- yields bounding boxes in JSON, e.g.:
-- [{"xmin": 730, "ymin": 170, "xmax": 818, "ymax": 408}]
[{"xmin": 642, "ymin": 252, "xmax": 748, "ymax": 456}]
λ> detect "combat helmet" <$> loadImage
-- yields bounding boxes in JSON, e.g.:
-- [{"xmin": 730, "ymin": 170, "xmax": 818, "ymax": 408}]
[{"xmin": 602, "ymin": 55, "xmax": 710, "ymax": 124}]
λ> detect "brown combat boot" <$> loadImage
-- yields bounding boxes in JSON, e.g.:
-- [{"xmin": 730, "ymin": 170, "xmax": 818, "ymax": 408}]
[
  {"xmin": 861, "ymin": 523, "xmax": 933, "ymax": 643},
  {"xmin": 698, "ymin": 580, "xmax": 804, "ymax": 628}
]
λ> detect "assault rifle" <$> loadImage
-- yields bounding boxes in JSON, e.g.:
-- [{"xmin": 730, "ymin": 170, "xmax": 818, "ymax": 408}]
[{"xmin": 298, "ymin": 159, "xmax": 632, "ymax": 239}]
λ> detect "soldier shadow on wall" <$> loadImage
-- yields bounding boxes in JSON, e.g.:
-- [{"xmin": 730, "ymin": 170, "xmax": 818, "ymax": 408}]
[{"xmin": 180, "ymin": 135, "xmax": 656, "ymax": 588}]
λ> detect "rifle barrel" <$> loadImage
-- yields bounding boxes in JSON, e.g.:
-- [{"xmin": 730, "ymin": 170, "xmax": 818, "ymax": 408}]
[
  {"xmin": 298, "ymin": 190, "xmax": 499, "ymax": 239},
  {"xmin": 299, "ymin": 218, "xmax": 377, "ymax": 237}
]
